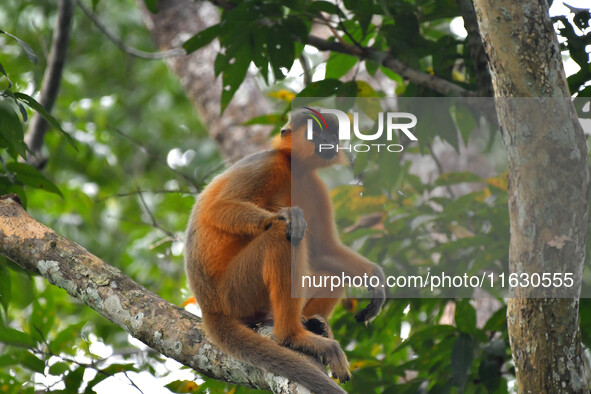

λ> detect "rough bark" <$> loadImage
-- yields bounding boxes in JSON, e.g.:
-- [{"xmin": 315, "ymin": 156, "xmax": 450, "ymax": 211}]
[
  {"xmin": 25, "ymin": 0, "xmax": 74, "ymax": 168},
  {"xmin": 473, "ymin": 1, "xmax": 590, "ymax": 392},
  {"xmin": 0, "ymin": 194, "xmax": 309, "ymax": 394},
  {"xmin": 137, "ymin": 0, "xmax": 272, "ymax": 162}
]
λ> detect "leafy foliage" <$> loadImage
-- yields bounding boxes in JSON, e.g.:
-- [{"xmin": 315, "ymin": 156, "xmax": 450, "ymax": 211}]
[{"xmin": 553, "ymin": 6, "xmax": 591, "ymax": 96}]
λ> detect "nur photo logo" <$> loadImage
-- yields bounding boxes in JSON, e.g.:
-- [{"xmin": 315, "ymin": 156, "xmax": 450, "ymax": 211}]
[{"xmin": 303, "ymin": 106, "xmax": 419, "ymax": 153}]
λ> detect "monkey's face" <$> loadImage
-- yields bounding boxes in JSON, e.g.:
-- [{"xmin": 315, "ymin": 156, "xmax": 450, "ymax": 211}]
[
  {"xmin": 283, "ymin": 110, "xmax": 341, "ymax": 164},
  {"xmin": 309, "ymin": 123, "xmax": 339, "ymax": 160}
]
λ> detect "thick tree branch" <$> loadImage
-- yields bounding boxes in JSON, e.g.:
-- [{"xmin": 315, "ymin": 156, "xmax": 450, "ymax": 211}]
[
  {"xmin": 205, "ymin": 0, "xmax": 475, "ymax": 97},
  {"xmin": 0, "ymin": 194, "xmax": 306, "ymax": 394},
  {"xmin": 306, "ymin": 35, "xmax": 476, "ymax": 97},
  {"xmin": 25, "ymin": 0, "xmax": 74, "ymax": 167}
]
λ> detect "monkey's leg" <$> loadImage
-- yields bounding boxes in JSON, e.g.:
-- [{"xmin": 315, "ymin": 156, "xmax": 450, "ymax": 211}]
[
  {"xmin": 261, "ymin": 225, "xmax": 351, "ymax": 383},
  {"xmin": 303, "ymin": 298, "xmax": 341, "ymax": 319},
  {"xmin": 215, "ymin": 236, "xmax": 272, "ymax": 320},
  {"xmin": 302, "ymin": 269, "xmax": 345, "ymax": 319}
]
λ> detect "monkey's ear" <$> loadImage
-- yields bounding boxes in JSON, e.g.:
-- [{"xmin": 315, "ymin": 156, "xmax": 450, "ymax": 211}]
[{"xmin": 281, "ymin": 128, "xmax": 291, "ymax": 137}]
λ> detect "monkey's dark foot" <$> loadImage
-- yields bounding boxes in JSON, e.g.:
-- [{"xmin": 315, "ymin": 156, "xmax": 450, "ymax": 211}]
[
  {"xmin": 302, "ymin": 315, "xmax": 332, "ymax": 338},
  {"xmin": 284, "ymin": 206, "xmax": 306, "ymax": 245},
  {"xmin": 356, "ymin": 268, "xmax": 386, "ymax": 324},
  {"xmin": 355, "ymin": 289, "xmax": 386, "ymax": 324}
]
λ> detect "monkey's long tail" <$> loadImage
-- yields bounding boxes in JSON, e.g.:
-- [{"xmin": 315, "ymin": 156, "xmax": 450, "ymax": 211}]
[{"xmin": 202, "ymin": 313, "xmax": 346, "ymax": 394}]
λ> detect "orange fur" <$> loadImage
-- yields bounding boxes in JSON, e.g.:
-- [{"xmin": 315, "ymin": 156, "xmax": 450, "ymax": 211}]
[{"xmin": 185, "ymin": 112, "xmax": 385, "ymax": 393}]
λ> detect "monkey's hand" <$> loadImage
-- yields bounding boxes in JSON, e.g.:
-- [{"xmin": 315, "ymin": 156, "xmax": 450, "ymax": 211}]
[
  {"xmin": 302, "ymin": 315, "xmax": 333, "ymax": 338},
  {"xmin": 355, "ymin": 266, "xmax": 386, "ymax": 324},
  {"xmin": 265, "ymin": 207, "xmax": 307, "ymax": 246}
]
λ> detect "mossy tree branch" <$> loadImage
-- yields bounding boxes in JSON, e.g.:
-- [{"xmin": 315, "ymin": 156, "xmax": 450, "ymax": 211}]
[{"xmin": 0, "ymin": 194, "xmax": 307, "ymax": 394}]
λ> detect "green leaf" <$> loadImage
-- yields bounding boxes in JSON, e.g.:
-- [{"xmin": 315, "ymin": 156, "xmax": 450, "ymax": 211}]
[
  {"xmin": 6, "ymin": 267, "xmax": 34, "ymax": 309},
  {"xmin": 396, "ymin": 324, "xmax": 456, "ymax": 353},
  {"xmin": 268, "ymin": 25, "xmax": 295, "ymax": 81},
  {"xmin": 101, "ymin": 363, "xmax": 138, "ymax": 374},
  {"xmin": 0, "ymin": 326, "xmax": 37, "ymax": 348},
  {"xmin": 350, "ymin": 0, "xmax": 374, "ymax": 35},
  {"xmin": 483, "ymin": 306, "xmax": 507, "ymax": 332},
  {"xmin": 0, "ymin": 62, "xmax": 13, "ymax": 88},
  {"xmin": 251, "ymin": 26, "xmax": 270, "ymax": 80},
  {"xmin": 366, "ymin": 60, "xmax": 378, "ymax": 76},
  {"xmin": 380, "ymin": 66, "xmax": 404, "ymax": 84},
  {"xmin": 48, "ymin": 361, "xmax": 70, "ymax": 376},
  {"xmin": 572, "ymin": 9, "xmax": 590, "ymax": 31},
  {"xmin": 242, "ymin": 113, "xmax": 284, "ymax": 126},
  {"xmin": 0, "ymin": 263, "xmax": 11, "ymax": 312},
  {"xmin": 309, "ymin": 1, "xmax": 345, "ymax": 17},
  {"xmin": 64, "ymin": 366, "xmax": 85, "ymax": 392},
  {"xmin": 452, "ymin": 104, "xmax": 477, "ymax": 144},
  {"xmin": 183, "ymin": 24, "xmax": 221, "ymax": 54},
  {"xmin": 84, "ymin": 370, "xmax": 111, "ymax": 394},
  {"xmin": 144, "ymin": 0, "xmax": 158, "ymax": 13},
  {"xmin": 283, "ymin": 16, "xmax": 309, "ymax": 45},
  {"xmin": 13, "ymin": 92, "xmax": 78, "ymax": 151},
  {"xmin": 298, "ymin": 79, "xmax": 343, "ymax": 97},
  {"xmin": 478, "ymin": 358, "xmax": 502, "ymax": 391},
  {"xmin": 165, "ymin": 379, "xmax": 199, "ymax": 393},
  {"xmin": 435, "ymin": 172, "xmax": 481, "ymax": 187},
  {"xmin": 220, "ymin": 46, "xmax": 251, "ymax": 113},
  {"xmin": 325, "ymin": 53, "xmax": 358, "ymax": 79},
  {"xmin": 6, "ymin": 162, "xmax": 63, "ymax": 197},
  {"xmin": 15, "ymin": 102, "xmax": 27, "ymax": 122},
  {"xmin": 30, "ymin": 294, "xmax": 55, "ymax": 342},
  {"xmin": 14, "ymin": 351, "xmax": 45, "ymax": 373},
  {"xmin": 0, "ymin": 30, "xmax": 38, "ymax": 64},
  {"xmin": 443, "ymin": 191, "xmax": 479, "ymax": 218},
  {"xmin": 454, "ymin": 299, "xmax": 476, "ymax": 333},
  {"xmin": 0, "ymin": 99, "xmax": 27, "ymax": 159},
  {"xmin": 336, "ymin": 81, "xmax": 359, "ymax": 112},
  {"xmin": 50, "ymin": 322, "xmax": 85, "ymax": 354},
  {"xmin": 0, "ymin": 354, "xmax": 16, "ymax": 367},
  {"xmin": 451, "ymin": 333, "xmax": 474, "ymax": 392}
]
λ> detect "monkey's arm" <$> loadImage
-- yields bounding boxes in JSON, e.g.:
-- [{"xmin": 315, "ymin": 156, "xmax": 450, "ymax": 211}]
[
  {"xmin": 302, "ymin": 175, "xmax": 386, "ymax": 321},
  {"xmin": 203, "ymin": 199, "xmax": 275, "ymax": 236}
]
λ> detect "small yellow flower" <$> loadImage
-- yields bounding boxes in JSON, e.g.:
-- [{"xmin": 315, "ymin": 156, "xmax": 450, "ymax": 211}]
[{"xmin": 269, "ymin": 89, "xmax": 296, "ymax": 101}]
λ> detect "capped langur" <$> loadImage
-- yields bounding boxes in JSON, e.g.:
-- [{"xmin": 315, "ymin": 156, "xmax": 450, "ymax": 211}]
[{"xmin": 185, "ymin": 109, "xmax": 385, "ymax": 393}]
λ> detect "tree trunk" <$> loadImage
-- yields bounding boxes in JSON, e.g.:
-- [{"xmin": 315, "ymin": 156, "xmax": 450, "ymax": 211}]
[
  {"xmin": 473, "ymin": 1, "xmax": 590, "ymax": 392},
  {"xmin": 137, "ymin": 0, "xmax": 272, "ymax": 162}
]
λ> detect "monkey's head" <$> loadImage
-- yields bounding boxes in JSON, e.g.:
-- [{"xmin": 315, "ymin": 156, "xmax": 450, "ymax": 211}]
[{"xmin": 273, "ymin": 108, "xmax": 346, "ymax": 168}]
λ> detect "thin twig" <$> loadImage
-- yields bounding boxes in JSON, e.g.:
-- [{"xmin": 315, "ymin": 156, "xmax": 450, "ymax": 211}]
[
  {"xmin": 25, "ymin": 0, "xmax": 74, "ymax": 166},
  {"xmin": 299, "ymin": 53, "xmax": 312, "ymax": 86},
  {"xmin": 426, "ymin": 142, "xmax": 456, "ymax": 199},
  {"xmin": 122, "ymin": 370, "xmax": 145, "ymax": 394},
  {"xmin": 110, "ymin": 127, "xmax": 202, "ymax": 190},
  {"xmin": 75, "ymin": 0, "xmax": 185, "ymax": 60},
  {"xmin": 0, "ymin": 155, "xmax": 15, "ymax": 183},
  {"xmin": 136, "ymin": 187, "xmax": 178, "ymax": 240},
  {"xmin": 34, "ymin": 347, "xmax": 144, "ymax": 394},
  {"xmin": 96, "ymin": 188, "xmax": 194, "ymax": 203}
]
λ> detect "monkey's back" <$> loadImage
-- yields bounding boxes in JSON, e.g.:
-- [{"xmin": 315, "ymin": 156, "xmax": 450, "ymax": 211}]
[{"xmin": 185, "ymin": 150, "xmax": 291, "ymax": 288}]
